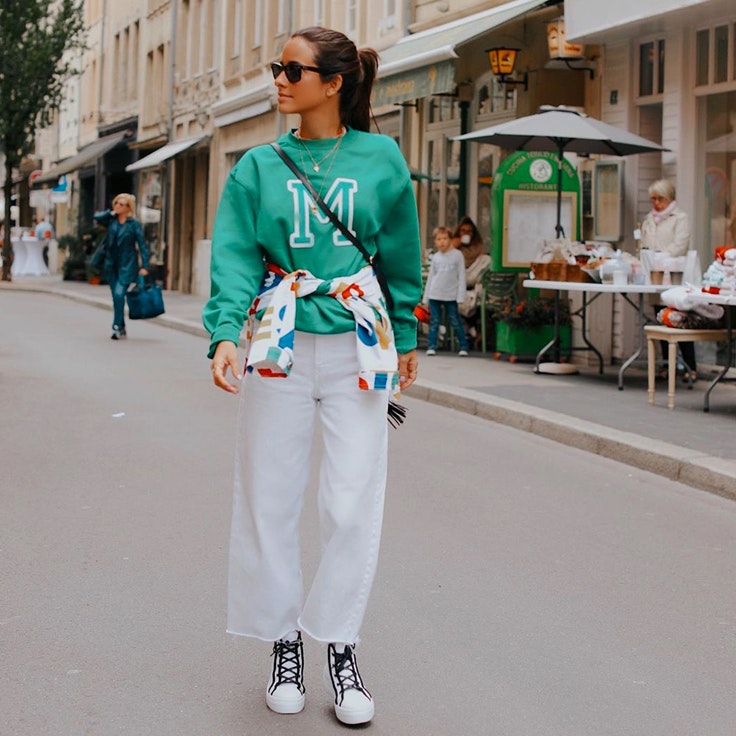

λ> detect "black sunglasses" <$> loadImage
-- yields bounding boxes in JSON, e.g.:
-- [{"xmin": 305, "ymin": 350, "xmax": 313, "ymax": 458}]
[{"xmin": 271, "ymin": 61, "xmax": 327, "ymax": 83}]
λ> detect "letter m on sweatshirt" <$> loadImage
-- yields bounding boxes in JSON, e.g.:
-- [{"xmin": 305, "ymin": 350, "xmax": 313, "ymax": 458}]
[{"xmin": 287, "ymin": 178, "xmax": 358, "ymax": 249}]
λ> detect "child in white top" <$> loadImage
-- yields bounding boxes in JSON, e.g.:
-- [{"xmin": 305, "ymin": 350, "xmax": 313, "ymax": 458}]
[{"xmin": 422, "ymin": 226, "xmax": 469, "ymax": 355}]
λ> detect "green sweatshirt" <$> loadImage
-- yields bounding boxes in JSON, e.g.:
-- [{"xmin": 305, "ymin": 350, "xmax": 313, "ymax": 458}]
[{"xmin": 203, "ymin": 128, "xmax": 422, "ymax": 357}]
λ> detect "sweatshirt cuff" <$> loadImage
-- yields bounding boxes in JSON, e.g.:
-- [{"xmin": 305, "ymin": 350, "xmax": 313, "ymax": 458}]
[{"xmin": 393, "ymin": 323, "xmax": 417, "ymax": 354}]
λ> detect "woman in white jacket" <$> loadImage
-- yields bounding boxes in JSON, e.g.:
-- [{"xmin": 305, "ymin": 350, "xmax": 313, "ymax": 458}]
[
  {"xmin": 641, "ymin": 179, "xmax": 696, "ymax": 379},
  {"xmin": 641, "ymin": 179, "xmax": 690, "ymax": 256}
]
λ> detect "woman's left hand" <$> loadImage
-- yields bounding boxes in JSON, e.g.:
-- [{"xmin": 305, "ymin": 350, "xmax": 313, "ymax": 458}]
[
  {"xmin": 139, "ymin": 268, "xmax": 149, "ymax": 276},
  {"xmin": 398, "ymin": 350, "xmax": 418, "ymax": 391}
]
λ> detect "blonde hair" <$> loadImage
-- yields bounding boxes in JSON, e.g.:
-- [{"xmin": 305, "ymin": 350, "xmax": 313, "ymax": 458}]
[
  {"xmin": 112, "ymin": 193, "xmax": 136, "ymax": 217},
  {"xmin": 433, "ymin": 226, "xmax": 452, "ymax": 238},
  {"xmin": 648, "ymin": 179, "xmax": 676, "ymax": 202}
]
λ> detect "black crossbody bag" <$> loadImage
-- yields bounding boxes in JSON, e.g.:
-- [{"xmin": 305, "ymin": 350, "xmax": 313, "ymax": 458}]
[{"xmin": 271, "ymin": 142, "xmax": 406, "ymax": 428}]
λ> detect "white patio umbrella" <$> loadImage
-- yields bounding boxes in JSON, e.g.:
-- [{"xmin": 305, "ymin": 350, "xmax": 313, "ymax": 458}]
[{"xmin": 455, "ymin": 105, "xmax": 668, "ymax": 237}]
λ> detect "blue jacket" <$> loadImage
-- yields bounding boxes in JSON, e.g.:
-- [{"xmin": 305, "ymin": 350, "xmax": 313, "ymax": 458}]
[{"xmin": 93, "ymin": 210, "xmax": 150, "ymax": 285}]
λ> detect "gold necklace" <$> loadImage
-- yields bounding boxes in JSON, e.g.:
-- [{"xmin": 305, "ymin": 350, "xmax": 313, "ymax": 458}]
[
  {"xmin": 296, "ymin": 127, "xmax": 345, "ymax": 172},
  {"xmin": 298, "ymin": 136, "xmax": 344, "ymax": 215}
]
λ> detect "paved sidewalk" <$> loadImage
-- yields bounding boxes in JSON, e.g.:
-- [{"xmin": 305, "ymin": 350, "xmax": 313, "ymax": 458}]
[{"xmin": 4, "ymin": 274, "xmax": 736, "ymax": 499}]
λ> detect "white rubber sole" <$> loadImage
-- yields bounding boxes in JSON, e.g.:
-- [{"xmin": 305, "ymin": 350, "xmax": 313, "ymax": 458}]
[
  {"xmin": 324, "ymin": 667, "xmax": 374, "ymax": 725},
  {"xmin": 266, "ymin": 688, "xmax": 305, "ymax": 714}
]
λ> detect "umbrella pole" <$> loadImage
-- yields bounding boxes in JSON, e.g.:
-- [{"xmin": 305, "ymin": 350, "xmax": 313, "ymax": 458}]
[{"xmin": 556, "ymin": 148, "xmax": 564, "ymax": 238}]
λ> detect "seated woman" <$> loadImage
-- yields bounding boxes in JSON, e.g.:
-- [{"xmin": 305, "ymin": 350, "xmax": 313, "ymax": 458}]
[
  {"xmin": 451, "ymin": 216, "xmax": 491, "ymax": 348},
  {"xmin": 641, "ymin": 179, "xmax": 696, "ymax": 380}
]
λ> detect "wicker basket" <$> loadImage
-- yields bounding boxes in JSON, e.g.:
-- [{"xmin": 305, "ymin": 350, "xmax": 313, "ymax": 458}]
[
  {"xmin": 530, "ymin": 262, "xmax": 548, "ymax": 280},
  {"xmin": 564, "ymin": 264, "xmax": 587, "ymax": 282},
  {"xmin": 531, "ymin": 261, "xmax": 566, "ymax": 281}
]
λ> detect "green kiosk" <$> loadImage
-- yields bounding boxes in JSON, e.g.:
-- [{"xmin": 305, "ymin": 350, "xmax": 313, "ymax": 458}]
[
  {"xmin": 491, "ymin": 150, "xmax": 581, "ymax": 271},
  {"xmin": 489, "ymin": 151, "xmax": 581, "ymax": 360}
]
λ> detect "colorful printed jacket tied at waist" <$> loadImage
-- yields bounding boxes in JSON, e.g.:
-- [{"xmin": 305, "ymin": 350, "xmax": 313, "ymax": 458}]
[{"xmin": 245, "ymin": 264, "xmax": 399, "ymax": 394}]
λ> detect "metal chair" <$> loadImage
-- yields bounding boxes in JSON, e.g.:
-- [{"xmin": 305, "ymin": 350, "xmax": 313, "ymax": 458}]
[{"xmin": 479, "ymin": 271, "xmax": 519, "ymax": 353}]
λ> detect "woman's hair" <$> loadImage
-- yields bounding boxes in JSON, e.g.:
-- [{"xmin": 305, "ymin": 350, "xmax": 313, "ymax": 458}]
[
  {"xmin": 453, "ymin": 215, "xmax": 482, "ymax": 243},
  {"xmin": 292, "ymin": 26, "xmax": 378, "ymax": 132},
  {"xmin": 648, "ymin": 179, "xmax": 676, "ymax": 201},
  {"xmin": 112, "ymin": 193, "xmax": 136, "ymax": 217}
]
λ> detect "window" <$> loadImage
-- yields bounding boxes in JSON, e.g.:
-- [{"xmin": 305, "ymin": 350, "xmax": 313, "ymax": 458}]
[
  {"xmin": 231, "ymin": 0, "xmax": 242, "ymax": 55},
  {"xmin": 427, "ymin": 95, "xmax": 460, "ymax": 125},
  {"xmin": 277, "ymin": 0, "xmax": 289, "ymax": 35},
  {"xmin": 190, "ymin": 0, "xmax": 201, "ymax": 76},
  {"xmin": 130, "ymin": 23, "xmax": 139, "ymax": 101},
  {"xmin": 313, "ymin": 0, "xmax": 324, "ymax": 26},
  {"xmin": 204, "ymin": 0, "xmax": 217, "ymax": 70},
  {"xmin": 696, "ymin": 29, "xmax": 710, "ymax": 86},
  {"xmin": 177, "ymin": 0, "xmax": 189, "ymax": 78},
  {"xmin": 697, "ymin": 22, "xmax": 736, "ymax": 87},
  {"xmin": 113, "ymin": 32, "xmax": 121, "ymax": 101},
  {"xmin": 593, "ymin": 161, "xmax": 624, "ymax": 242},
  {"xmin": 638, "ymin": 39, "xmax": 665, "ymax": 97},
  {"xmin": 701, "ymin": 90, "xmax": 736, "ymax": 252},
  {"xmin": 381, "ymin": 0, "xmax": 397, "ymax": 32},
  {"xmin": 476, "ymin": 75, "xmax": 516, "ymax": 116},
  {"xmin": 252, "ymin": 0, "xmax": 263, "ymax": 49},
  {"xmin": 346, "ymin": 0, "xmax": 357, "ymax": 39},
  {"xmin": 715, "ymin": 25, "xmax": 729, "ymax": 84}
]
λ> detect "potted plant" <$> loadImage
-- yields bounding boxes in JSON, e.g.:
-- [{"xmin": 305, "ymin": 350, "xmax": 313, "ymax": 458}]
[
  {"xmin": 489, "ymin": 296, "xmax": 572, "ymax": 359},
  {"xmin": 59, "ymin": 234, "xmax": 87, "ymax": 281}
]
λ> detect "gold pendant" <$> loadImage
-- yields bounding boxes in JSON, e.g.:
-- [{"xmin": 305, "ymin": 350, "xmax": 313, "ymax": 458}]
[
  {"xmin": 311, "ymin": 204, "xmax": 318, "ymax": 214},
  {"xmin": 313, "ymin": 164, "xmax": 319, "ymax": 172}
]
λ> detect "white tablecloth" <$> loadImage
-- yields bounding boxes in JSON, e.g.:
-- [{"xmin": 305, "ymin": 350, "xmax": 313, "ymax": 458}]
[{"xmin": 10, "ymin": 237, "xmax": 49, "ymax": 277}]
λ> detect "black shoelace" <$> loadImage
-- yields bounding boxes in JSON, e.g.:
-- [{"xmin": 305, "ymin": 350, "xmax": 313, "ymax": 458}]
[
  {"xmin": 269, "ymin": 638, "xmax": 304, "ymax": 694},
  {"xmin": 330, "ymin": 645, "xmax": 371, "ymax": 703}
]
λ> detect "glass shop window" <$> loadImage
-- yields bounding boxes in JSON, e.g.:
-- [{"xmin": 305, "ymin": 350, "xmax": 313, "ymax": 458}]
[
  {"xmin": 696, "ymin": 29, "xmax": 710, "ymax": 86},
  {"xmin": 639, "ymin": 39, "xmax": 665, "ymax": 97}
]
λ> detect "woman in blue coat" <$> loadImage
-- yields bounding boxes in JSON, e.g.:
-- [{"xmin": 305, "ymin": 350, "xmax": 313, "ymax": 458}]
[{"xmin": 93, "ymin": 193, "xmax": 150, "ymax": 339}]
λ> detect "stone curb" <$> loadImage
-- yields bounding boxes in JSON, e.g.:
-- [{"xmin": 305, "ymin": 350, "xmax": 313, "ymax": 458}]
[{"xmin": 407, "ymin": 379, "xmax": 736, "ymax": 501}]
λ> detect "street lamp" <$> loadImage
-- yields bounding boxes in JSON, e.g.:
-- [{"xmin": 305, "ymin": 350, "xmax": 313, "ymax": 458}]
[{"xmin": 486, "ymin": 47, "xmax": 528, "ymax": 91}]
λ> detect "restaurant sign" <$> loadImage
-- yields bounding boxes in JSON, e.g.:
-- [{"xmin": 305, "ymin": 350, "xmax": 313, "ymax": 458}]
[{"xmin": 491, "ymin": 151, "xmax": 580, "ymax": 270}]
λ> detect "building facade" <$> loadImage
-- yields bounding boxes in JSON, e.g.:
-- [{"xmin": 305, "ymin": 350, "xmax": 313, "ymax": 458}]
[
  {"xmin": 31, "ymin": 0, "xmax": 736, "ymax": 321},
  {"xmin": 565, "ymin": 0, "xmax": 736, "ymax": 358}
]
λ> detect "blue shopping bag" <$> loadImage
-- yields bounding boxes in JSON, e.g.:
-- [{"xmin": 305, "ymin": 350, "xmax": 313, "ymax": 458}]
[{"xmin": 126, "ymin": 276, "xmax": 165, "ymax": 320}]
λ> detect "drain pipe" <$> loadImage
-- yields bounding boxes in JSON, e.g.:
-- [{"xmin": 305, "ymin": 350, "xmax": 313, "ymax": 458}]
[
  {"xmin": 168, "ymin": 0, "xmax": 177, "ymax": 140},
  {"xmin": 276, "ymin": 0, "xmax": 295, "ymax": 137},
  {"xmin": 161, "ymin": 0, "xmax": 178, "ymax": 288},
  {"xmin": 93, "ymin": 0, "xmax": 107, "ymax": 214}
]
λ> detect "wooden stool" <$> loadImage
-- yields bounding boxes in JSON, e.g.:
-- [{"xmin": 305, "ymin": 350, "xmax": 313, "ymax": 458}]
[{"xmin": 644, "ymin": 325, "xmax": 728, "ymax": 409}]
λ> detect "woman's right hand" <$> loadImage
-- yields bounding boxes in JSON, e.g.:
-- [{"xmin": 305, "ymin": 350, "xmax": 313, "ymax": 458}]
[{"xmin": 211, "ymin": 341, "xmax": 241, "ymax": 394}]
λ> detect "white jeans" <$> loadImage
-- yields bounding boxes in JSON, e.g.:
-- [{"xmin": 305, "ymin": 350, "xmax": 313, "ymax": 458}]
[{"xmin": 227, "ymin": 330, "xmax": 389, "ymax": 644}]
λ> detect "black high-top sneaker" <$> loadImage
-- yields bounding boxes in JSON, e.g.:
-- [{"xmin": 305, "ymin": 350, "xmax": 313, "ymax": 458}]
[
  {"xmin": 324, "ymin": 643, "xmax": 374, "ymax": 725},
  {"xmin": 266, "ymin": 632, "xmax": 305, "ymax": 714}
]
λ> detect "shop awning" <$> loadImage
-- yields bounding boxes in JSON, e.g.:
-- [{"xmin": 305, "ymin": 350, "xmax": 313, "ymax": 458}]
[
  {"xmin": 126, "ymin": 135, "xmax": 206, "ymax": 172},
  {"xmin": 373, "ymin": 0, "xmax": 547, "ymax": 106},
  {"xmin": 35, "ymin": 133, "xmax": 126, "ymax": 184}
]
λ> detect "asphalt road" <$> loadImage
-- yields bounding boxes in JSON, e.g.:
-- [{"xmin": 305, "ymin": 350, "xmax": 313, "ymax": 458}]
[{"xmin": 3, "ymin": 291, "xmax": 736, "ymax": 736}]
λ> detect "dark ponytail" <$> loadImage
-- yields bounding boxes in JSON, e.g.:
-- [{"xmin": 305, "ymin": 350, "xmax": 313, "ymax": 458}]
[{"xmin": 292, "ymin": 27, "xmax": 378, "ymax": 132}]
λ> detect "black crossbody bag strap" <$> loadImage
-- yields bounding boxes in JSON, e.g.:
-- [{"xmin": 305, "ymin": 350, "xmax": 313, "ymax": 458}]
[
  {"xmin": 271, "ymin": 142, "xmax": 406, "ymax": 428},
  {"xmin": 271, "ymin": 142, "xmax": 394, "ymax": 310}
]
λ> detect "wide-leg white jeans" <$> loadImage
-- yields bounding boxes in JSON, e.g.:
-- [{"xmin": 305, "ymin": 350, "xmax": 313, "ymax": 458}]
[{"xmin": 227, "ymin": 330, "xmax": 389, "ymax": 644}]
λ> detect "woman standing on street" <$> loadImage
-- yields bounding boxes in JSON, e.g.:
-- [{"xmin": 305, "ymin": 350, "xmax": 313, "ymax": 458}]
[
  {"xmin": 203, "ymin": 26, "xmax": 422, "ymax": 726},
  {"xmin": 92, "ymin": 193, "xmax": 150, "ymax": 340}
]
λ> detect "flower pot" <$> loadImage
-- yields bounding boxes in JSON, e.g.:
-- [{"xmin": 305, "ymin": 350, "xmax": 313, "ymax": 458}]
[{"xmin": 495, "ymin": 322, "xmax": 571, "ymax": 358}]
